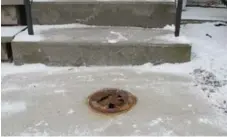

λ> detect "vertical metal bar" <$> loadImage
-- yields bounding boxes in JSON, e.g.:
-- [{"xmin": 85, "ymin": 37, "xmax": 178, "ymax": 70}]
[
  {"xmin": 24, "ymin": 0, "xmax": 34, "ymax": 35},
  {"xmin": 175, "ymin": 0, "xmax": 183, "ymax": 37}
]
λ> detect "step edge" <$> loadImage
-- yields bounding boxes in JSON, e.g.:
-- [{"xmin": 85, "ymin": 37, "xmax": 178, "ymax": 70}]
[{"xmin": 32, "ymin": 0, "xmax": 175, "ymax": 4}]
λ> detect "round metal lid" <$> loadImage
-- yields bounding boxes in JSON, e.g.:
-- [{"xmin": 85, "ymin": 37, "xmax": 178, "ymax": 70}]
[{"xmin": 88, "ymin": 88, "xmax": 137, "ymax": 114}]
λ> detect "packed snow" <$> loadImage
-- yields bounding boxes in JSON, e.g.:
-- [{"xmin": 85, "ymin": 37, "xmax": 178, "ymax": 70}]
[
  {"xmin": 107, "ymin": 31, "xmax": 128, "ymax": 43},
  {"xmin": 182, "ymin": 7, "xmax": 227, "ymax": 22},
  {"xmin": 13, "ymin": 23, "xmax": 189, "ymax": 45},
  {"xmin": 13, "ymin": 24, "xmax": 93, "ymax": 42},
  {"xmin": 1, "ymin": 101, "xmax": 27, "ymax": 117},
  {"xmin": 1, "ymin": 26, "xmax": 26, "ymax": 38}
]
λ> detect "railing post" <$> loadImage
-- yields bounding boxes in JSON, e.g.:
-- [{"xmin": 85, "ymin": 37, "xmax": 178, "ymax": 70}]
[
  {"xmin": 175, "ymin": 0, "xmax": 183, "ymax": 37},
  {"xmin": 24, "ymin": 0, "xmax": 34, "ymax": 35}
]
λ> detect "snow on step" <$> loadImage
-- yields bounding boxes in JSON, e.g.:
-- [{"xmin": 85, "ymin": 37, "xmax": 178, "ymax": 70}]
[
  {"xmin": 13, "ymin": 24, "xmax": 188, "ymax": 44},
  {"xmin": 1, "ymin": 26, "xmax": 26, "ymax": 43},
  {"xmin": 12, "ymin": 24, "xmax": 191, "ymax": 66},
  {"xmin": 1, "ymin": 26, "xmax": 26, "ymax": 61}
]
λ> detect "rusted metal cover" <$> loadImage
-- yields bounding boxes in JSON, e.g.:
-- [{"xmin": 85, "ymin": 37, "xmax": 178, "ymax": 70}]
[{"xmin": 88, "ymin": 88, "xmax": 137, "ymax": 114}]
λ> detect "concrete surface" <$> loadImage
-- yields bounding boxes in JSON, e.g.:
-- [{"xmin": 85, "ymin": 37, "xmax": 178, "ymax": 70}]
[
  {"xmin": 182, "ymin": 7, "xmax": 227, "ymax": 23},
  {"xmin": 32, "ymin": 0, "xmax": 175, "ymax": 2},
  {"xmin": 1, "ymin": 5, "xmax": 20, "ymax": 25},
  {"xmin": 12, "ymin": 26, "xmax": 191, "ymax": 66},
  {"xmin": 2, "ymin": 68, "xmax": 227, "ymax": 135},
  {"xmin": 1, "ymin": 26, "xmax": 26, "ymax": 61},
  {"xmin": 1, "ymin": 26, "xmax": 26, "ymax": 43},
  {"xmin": 1, "ymin": 0, "xmax": 24, "ymax": 5},
  {"xmin": 187, "ymin": 0, "xmax": 225, "ymax": 7},
  {"xmin": 1, "ymin": 44, "xmax": 9, "ymax": 61},
  {"xmin": 31, "ymin": 1, "xmax": 175, "ymax": 28}
]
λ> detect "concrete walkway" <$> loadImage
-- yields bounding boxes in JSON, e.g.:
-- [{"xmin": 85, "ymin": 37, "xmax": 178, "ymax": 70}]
[
  {"xmin": 182, "ymin": 7, "xmax": 227, "ymax": 23},
  {"xmin": 2, "ymin": 68, "xmax": 227, "ymax": 135}
]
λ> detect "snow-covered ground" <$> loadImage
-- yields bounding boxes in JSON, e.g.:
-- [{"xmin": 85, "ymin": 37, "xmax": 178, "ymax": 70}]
[
  {"xmin": 1, "ymin": 22, "xmax": 227, "ymax": 135},
  {"xmin": 2, "ymin": 22, "xmax": 227, "ymax": 113}
]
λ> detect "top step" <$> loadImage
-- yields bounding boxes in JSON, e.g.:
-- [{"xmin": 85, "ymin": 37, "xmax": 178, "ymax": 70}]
[
  {"xmin": 32, "ymin": 0, "xmax": 175, "ymax": 3},
  {"xmin": 1, "ymin": 0, "xmax": 23, "ymax": 5},
  {"xmin": 31, "ymin": 0, "xmax": 176, "ymax": 28}
]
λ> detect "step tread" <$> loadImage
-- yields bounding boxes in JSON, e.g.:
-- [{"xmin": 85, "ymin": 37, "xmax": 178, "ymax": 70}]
[
  {"xmin": 1, "ymin": 0, "xmax": 174, "ymax": 5},
  {"xmin": 1, "ymin": 0, "xmax": 23, "ymax": 5},
  {"xmin": 13, "ymin": 24, "xmax": 189, "ymax": 46},
  {"xmin": 1, "ymin": 26, "xmax": 26, "ymax": 43},
  {"xmin": 32, "ymin": 0, "xmax": 175, "ymax": 3}
]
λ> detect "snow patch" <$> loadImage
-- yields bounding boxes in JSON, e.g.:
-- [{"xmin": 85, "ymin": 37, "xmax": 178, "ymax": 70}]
[
  {"xmin": 182, "ymin": 7, "xmax": 227, "ymax": 22},
  {"xmin": 1, "ymin": 63, "xmax": 72, "ymax": 79},
  {"xmin": 93, "ymin": 119, "xmax": 114, "ymax": 133},
  {"xmin": 35, "ymin": 120, "xmax": 46, "ymax": 127},
  {"xmin": 1, "ymin": 26, "xmax": 26, "ymax": 38},
  {"xmin": 1, "ymin": 101, "xmax": 27, "ymax": 117},
  {"xmin": 149, "ymin": 118, "xmax": 163, "ymax": 126},
  {"xmin": 132, "ymin": 124, "xmax": 137, "ymax": 128},
  {"xmin": 157, "ymin": 34, "xmax": 190, "ymax": 44},
  {"xmin": 2, "ymin": 85, "xmax": 21, "ymax": 93},
  {"xmin": 67, "ymin": 109, "xmax": 75, "ymax": 114},
  {"xmin": 199, "ymin": 118, "xmax": 213, "ymax": 125},
  {"xmin": 1, "ymin": 63, "xmax": 52, "ymax": 78},
  {"xmin": 28, "ymin": 83, "xmax": 39, "ymax": 88},
  {"xmin": 20, "ymin": 128, "xmax": 49, "ymax": 136},
  {"xmin": 36, "ymin": 121, "xmax": 48, "ymax": 127},
  {"xmin": 116, "ymin": 121, "xmax": 123, "ymax": 125},
  {"xmin": 107, "ymin": 31, "xmax": 128, "ymax": 43},
  {"xmin": 163, "ymin": 24, "xmax": 175, "ymax": 31},
  {"xmin": 54, "ymin": 89, "xmax": 66, "ymax": 93},
  {"xmin": 184, "ymin": 120, "xmax": 192, "ymax": 125},
  {"xmin": 13, "ymin": 24, "xmax": 94, "ymax": 42}
]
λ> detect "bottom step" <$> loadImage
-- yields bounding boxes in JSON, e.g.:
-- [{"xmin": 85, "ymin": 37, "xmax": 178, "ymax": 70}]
[
  {"xmin": 12, "ymin": 24, "xmax": 191, "ymax": 66},
  {"xmin": 1, "ymin": 26, "xmax": 27, "ymax": 62}
]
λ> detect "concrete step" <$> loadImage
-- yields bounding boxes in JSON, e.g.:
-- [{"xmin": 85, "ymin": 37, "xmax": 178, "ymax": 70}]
[
  {"xmin": 1, "ymin": 5, "xmax": 22, "ymax": 25},
  {"xmin": 31, "ymin": 0, "xmax": 176, "ymax": 28},
  {"xmin": 12, "ymin": 24, "xmax": 191, "ymax": 66},
  {"xmin": 1, "ymin": 26, "xmax": 26, "ymax": 61},
  {"xmin": 1, "ymin": 0, "xmax": 23, "ymax": 5},
  {"xmin": 1, "ymin": 0, "xmax": 24, "ymax": 25}
]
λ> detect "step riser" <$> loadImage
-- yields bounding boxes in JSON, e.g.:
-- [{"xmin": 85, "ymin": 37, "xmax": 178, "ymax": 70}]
[
  {"xmin": 1, "ymin": 6, "xmax": 20, "ymax": 25},
  {"xmin": 32, "ymin": 3, "xmax": 176, "ymax": 28},
  {"xmin": 1, "ymin": 44, "xmax": 9, "ymax": 61},
  {"xmin": 12, "ymin": 42, "xmax": 191, "ymax": 66}
]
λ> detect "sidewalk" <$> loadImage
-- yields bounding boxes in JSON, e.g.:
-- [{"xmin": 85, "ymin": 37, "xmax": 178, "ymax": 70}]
[{"xmin": 2, "ymin": 66, "xmax": 227, "ymax": 135}]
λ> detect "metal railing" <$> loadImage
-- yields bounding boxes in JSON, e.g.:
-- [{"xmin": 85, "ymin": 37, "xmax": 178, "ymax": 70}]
[
  {"xmin": 175, "ymin": 0, "xmax": 183, "ymax": 37},
  {"xmin": 24, "ymin": 0, "xmax": 183, "ymax": 36},
  {"xmin": 24, "ymin": 0, "xmax": 34, "ymax": 35}
]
